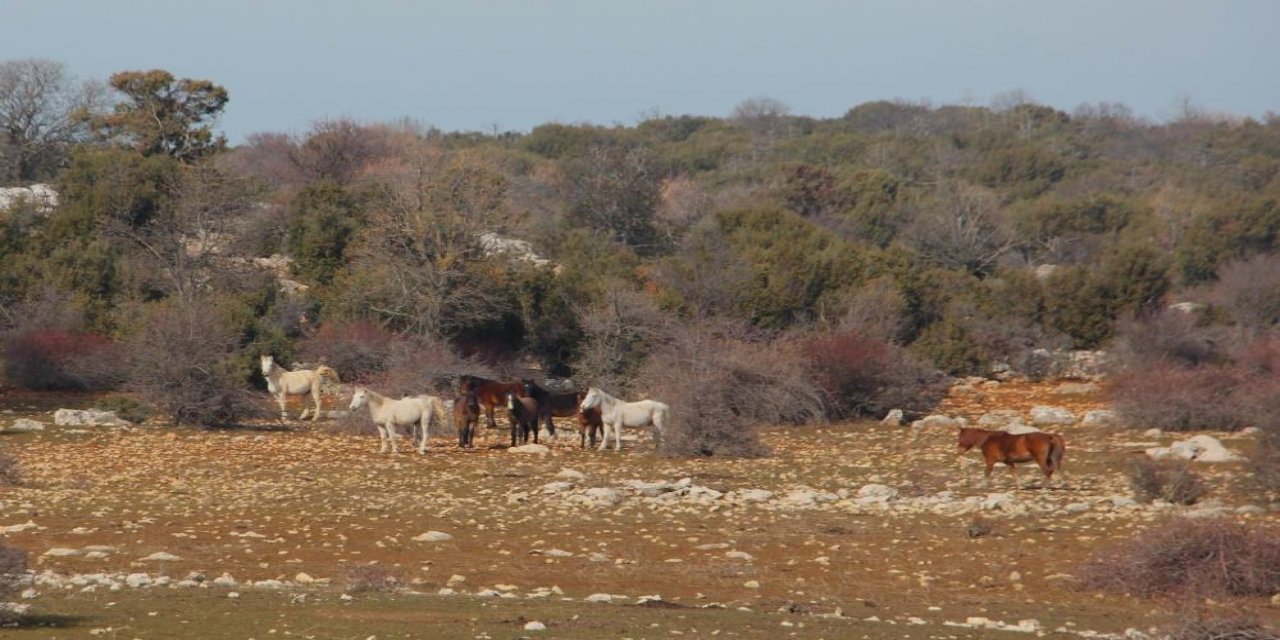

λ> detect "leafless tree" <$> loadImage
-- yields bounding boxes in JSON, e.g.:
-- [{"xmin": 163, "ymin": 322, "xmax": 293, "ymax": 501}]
[
  {"xmin": 0, "ymin": 58, "xmax": 106, "ymax": 182},
  {"xmin": 904, "ymin": 182, "xmax": 1016, "ymax": 276}
]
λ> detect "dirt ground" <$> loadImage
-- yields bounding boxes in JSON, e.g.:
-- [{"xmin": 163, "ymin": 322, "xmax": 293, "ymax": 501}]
[{"xmin": 1, "ymin": 380, "xmax": 1276, "ymax": 639}]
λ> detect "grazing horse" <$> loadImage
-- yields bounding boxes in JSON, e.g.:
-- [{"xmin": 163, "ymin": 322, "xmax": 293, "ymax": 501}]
[
  {"xmin": 505, "ymin": 392, "xmax": 540, "ymax": 446},
  {"xmin": 349, "ymin": 387, "xmax": 438, "ymax": 454},
  {"xmin": 523, "ymin": 379, "xmax": 585, "ymax": 438},
  {"xmin": 578, "ymin": 404, "xmax": 604, "ymax": 449},
  {"xmin": 260, "ymin": 355, "xmax": 340, "ymax": 421},
  {"xmin": 956, "ymin": 427, "xmax": 1066, "ymax": 488},
  {"xmin": 454, "ymin": 391, "xmax": 480, "ymax": 449},
  {"xmin": 580, "ymin": 387, "xmax": 669, "ymax": 452},
  {"xmin": 458, "ymin": 375, "xmax": 528, "ymax": 430}
]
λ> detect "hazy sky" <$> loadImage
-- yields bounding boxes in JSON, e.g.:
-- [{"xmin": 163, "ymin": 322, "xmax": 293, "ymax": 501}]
[{"xmin": 3, "ymin": 0, "xmax": 1277, "ymax": 144}]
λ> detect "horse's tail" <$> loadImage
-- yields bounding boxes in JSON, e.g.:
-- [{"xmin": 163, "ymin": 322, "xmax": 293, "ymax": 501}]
[
  {"xmin": 1048, "ymin": 434, "xmax": 1066, "ymax": 473},
  {"xmin": 316, "ymin": 365, "xmax": 341, "ymax": 384}
]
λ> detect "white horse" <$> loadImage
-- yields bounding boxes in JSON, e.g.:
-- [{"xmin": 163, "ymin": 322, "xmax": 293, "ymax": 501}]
[
  {"xmin": 349, "ymin": 387, "xmax": 439, "ymax": 454},
  {"xmin": 580, "ymin": 387, "xmax": 669, "ymax": 452},
  {"xmin": 260, "ymin": 355, "xmax": 341, "ymax": 421}
]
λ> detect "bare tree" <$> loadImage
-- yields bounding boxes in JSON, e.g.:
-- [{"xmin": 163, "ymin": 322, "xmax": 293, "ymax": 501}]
[
  {"xmin": 904, "ymin": 182, "xmax": 1016, "ymax": 276},
  {"xmin": 0, "ymin": 58, "xmax": 105, "ymax": 182}
]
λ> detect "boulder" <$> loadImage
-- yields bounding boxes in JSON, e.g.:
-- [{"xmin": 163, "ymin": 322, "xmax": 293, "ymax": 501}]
[
  {"xmin": 1081, "ymin": 410, "xmax": 1119, "ymax": 428},
  {"xmin": 881, "ymin": 409, "xmax": 904, "ymax": 427},
  {"xmin": 7, "ymin": 418, "xmax": 46, "ymax": 432},
  {"xmin": 1146, "ymin": 435, "xmax": 1244, "ymax": 463},
  {"xmin": 911, "ymin": 414, "xmax": 964, "ymax": 430},
  {"xmin": 1029, "ymin": 406, "xmax": 1075, "ymax": 427},
  {"xmin": 53, "ymin": 409, "xmax": 130, "ymax": 427}
]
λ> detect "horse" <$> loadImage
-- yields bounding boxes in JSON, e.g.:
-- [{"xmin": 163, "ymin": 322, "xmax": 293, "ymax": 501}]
[
  {"xmin": 578, "ymin": 404, "xmax": 604, "ymax": 449},
  {"xmin": 454, "ymin": 390, "xmax": 480, "ymax": 449},
  {"xmin": 523, "ymin": 379, "xmax": 585, "ymax": 438},
  {"xmin": 260, "ymin": 355, "xmax": 341, "ymax": 421},
  {"xmin": 505, "ymin": 392, "xmax": 540, "ymax": 447},
  {"xmin": 458, "ymin": 375, "xmax": 528, "ymax": 430},
  {"xmin": 349, "ymin": 387, "xmax": 439, "ymax": 454},
  {"xmin": 956, "ymin": 427, "xmax": 1066, "ymax": 488},
  {"xmin": 579, "ymin": 387, "xmax": 669, "ymax": 452}
]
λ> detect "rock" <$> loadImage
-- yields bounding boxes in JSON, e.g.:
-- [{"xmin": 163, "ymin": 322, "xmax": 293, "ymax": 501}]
[
  {"xmin": 743, "ymin": 580, "xmax": 760, "ymax": 589},
  {"xmin": 294, "ymin": 572, "xmax": 315, "ymax": 584},
  {"xmin": 1081, "ymin": 410, "xmax": 1120, "ymax": 428},
  {"xmin": 585, "ymin": 593, "xmax": 613, "ymax": 603},
  {"xmin": 1271, "ymin": 593, "xmax": 1280, "ymax": 607},
  {"xmin": 523, "ymin": 621, "xmax": 546, "ymax": 631},
  {"xmin": 579, "ymin": 487, "xmax": 623, "ymax": 508},
  {"xmin": 43, "ymin": 548, "xmax": 81, "ymax": 557},
  {"xmin": 555, "ymin": 468, "xmax": 586, "ymax": 480},
  {"xmin": 855, "ymin": 484, "xmax": 898, "ymax": 502},
  {"xmin": 1146, "ymin": 435, "xmax": 1244, "ymax": 463},
  {"xmin": 881, "ymin": 409, "xmax": 904, "ymax": 427},
  {"xmin": 1056, "ymin": 382, "xmax": 1100, "ymax": 395},
  {"xmin": 730, "ymin": 489, "xmax": 774, "ymax": 504},
  {"xmin": 0, "ymin": 520, "xmax": 39, "ymax": 533},
  {"xmin": 725, "ymin": 550, "xmax": 754, "ymax": 561},
  {"xmin": 509, "ymin": 443, "xmax": 550, "ymax": 455},
  {"xmin": 911, "ymin": 414, "xmax": 964, "ymax": 430},
  {"xmin": 977, "ymin": 410, "xmax": 1026, "ymax": 430},
  {"xmin": 543, "ymin": 549, "xmax": 574, "ymax": 557},
  {"xmin": 1029, "ymin": 406, "xmax": 1075, "ymax": 426},
  {"xmin": 1004, "ymin": 423, "xmax": 1042, "ymax": 434},
  {"xmin": 412, "ymin": 531, "xmax": 453, "ymax": 542},
  {"xmin": 8, "ymin": 418, "xmax": 46, "ymax": 432},
  {"xmin": 140, "ymin": 552, "xmax": 181, "ymax": 561},
  {"xmin": 53, "ymin": 408, "xmax": 130, "ymax": 427},
  {"xmin": 626, "ymin": 479, "xmax": 678, "ymax": 497},
  {"xmin": 212, "ymin": 573, "xmax": 238, "ymax": 588},
  {"xmin": 125, "ymin": 573, "xmax": 152, "ymax": 588},
  {"xmin": 539, "ymin": 481, "xmax": 575, "ymax": 494}
]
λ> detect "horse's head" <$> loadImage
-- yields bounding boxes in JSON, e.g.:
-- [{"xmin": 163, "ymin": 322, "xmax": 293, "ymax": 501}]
[
  {"xmin": 260, "ymin": 354, "xmax": 275, "ymax": 376},
  {"xmin": 349, "ymin": 388, "xmax": 368, "ymax": 410},
  {"xmin": 522, "ymin": 379, "xmax": 539, "ymax": 397},
  {"xmin": 458, "ymin": 375, "xmax": 476, "ymax": 393},
  {"xmin": 505, "ymin": 391, "xmax": 517, "ymax": 411},
  {"xmin": 956, "ymin": 427, "xmax": 988, "ymax": 454},
  {"xmin": 580, "ymin": 387, "xmax": 601, "ymax": 411}
]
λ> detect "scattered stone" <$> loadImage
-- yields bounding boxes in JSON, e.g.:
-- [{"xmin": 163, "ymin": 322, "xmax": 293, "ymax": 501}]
[
  {"xmin": 555, "ymin": 468, "xmax": 586, "ymax": 480},
  {"xmin": 1146, "ymin": 435, "xmax": 1244, "ymax": 463},
  {"xmin": 412, "ymin": 531, "xmax": 453, "ymax": 542},
  {"xmin": 43, "ymin": 548, "xmax": 81, "ymax": 557},
  {"xmin": 8, "ymin": 418, "xmax": 46, "ymax": 432},
  {"xmin": 911, "ymin": 414, "xmax": 964, "ymax": 430},
  {"xmin": 54, "ymin": 408, "xmax": 130, "ymax": 427},
  {"xmin": 1029, "ymin": 405, "xmax": 1075, "ymax": 426},
  {"xmin": 586, "ymin": 593, "xmax": 613, "ymax": 603},
  {"xmin": 881, "ymin": 409, "xmax": 903, "ymax": 427},
  {"xmin": 523, "ymin": 621, "xmax": 546, "ymax": 631},
  {"xmin": 1081, "ymin": 409, "xmax": 1120, "ymax": 428},
  {"xmin": 509, "ymin": 443, "xmax": 550, "ymax": 455},
  {"xmin": 725, "ymin": 550, "xmax": 754, "ymax": 561},
  {"xmin": 140, "ymin": 552, "xmax": 181, "ymax": 561}
]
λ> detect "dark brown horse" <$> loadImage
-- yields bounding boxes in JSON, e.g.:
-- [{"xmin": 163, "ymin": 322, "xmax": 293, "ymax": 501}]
[
  {"xmin": 454, "ymin": 390, "xmax": 480, "ymax": 449},
  {"xmin": 578, "ymin": 404, "xmax": 603, "ymax": 449},
  {"xmin": 522, "ymin": 379, "xmax": 585, "ymax": 438},
  {"xmin": 458, "ymin": 375, "xmax": 528, "ymax": 430},
  {"xmin": 956, "ymin": 427, "xmax": 1066, "ymax": 487},
  {"xmin": 505, "ymin": 392, "xmax": 540, "ymax": 446}
]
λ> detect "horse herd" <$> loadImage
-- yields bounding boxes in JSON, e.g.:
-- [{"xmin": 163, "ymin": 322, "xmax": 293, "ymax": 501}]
[
  {"xmin": 260, "ymin": 356, "xmax": 1066, "ymax": 487},
  {"xmin": 260, "ymin": 356, "xmax": 670, "ymax": 455}
]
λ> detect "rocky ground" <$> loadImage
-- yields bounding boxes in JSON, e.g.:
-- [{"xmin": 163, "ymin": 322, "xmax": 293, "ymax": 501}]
[{"xmin": 0, "ymin": 380, "xmax": 1276, "ymax": 639}]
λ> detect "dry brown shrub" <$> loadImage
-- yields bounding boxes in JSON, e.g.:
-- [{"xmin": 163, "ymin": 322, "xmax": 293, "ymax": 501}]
[
  {"xmin": 0, "ymin": 542, "xmax": 28, "ymax": 604},
  {"xmin": 298, "ymin": 320, "xmax": 402, "ymax": 383},
  {"xmin": 1109, "ymin": 364, "xmax": 1249, "ymax": 432},
  {"xmin": 343, "ymin": 563, "xmax": 402, "ymax": 593},
  {"xmin": 801, "ymin": 329, "xmax": 947, "ymax": 420},
  {"xmin": 1078, "ymin": 518, "xmax": 1280, "ymax": 599},
  {"xmin": 1126, "ymin": 457, "xmax": 1208, "ymax": 505},
  {"xmin": 0, "ymin": 452, "xmax": 21, "ymax": 486},
  {"xmin": 636, "ymin": 325, "xmax": 823, "ymax": 457},
  {"xmin": 1165, "ymin": 612, "xmax": 1276, "ymax": 640}
]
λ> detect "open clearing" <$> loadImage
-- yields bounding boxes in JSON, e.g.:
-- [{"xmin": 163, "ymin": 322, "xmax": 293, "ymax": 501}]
[{"xmin": 1, "ymin": 381, "xmax": 1276, "ymax": 639}]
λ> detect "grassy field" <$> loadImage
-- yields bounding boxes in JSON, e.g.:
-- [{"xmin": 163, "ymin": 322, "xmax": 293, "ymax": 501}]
[{"xmin": 1, "ymin": 381, "xmax": 1276, "ymax": 639}]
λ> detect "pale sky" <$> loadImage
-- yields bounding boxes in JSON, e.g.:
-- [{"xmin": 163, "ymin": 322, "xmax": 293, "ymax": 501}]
[{"xmin": 3, "ymin": 0, "xmax": 1277, "ymax": 144}]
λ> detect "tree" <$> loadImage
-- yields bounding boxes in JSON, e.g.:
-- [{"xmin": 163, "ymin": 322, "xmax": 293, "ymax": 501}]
[
  {"xmin": 91, "ymin": 69, "xmax": 228, "ymax": 162},
  {"xmin": 561, "ymin": 143, "xmax": 663, "ymax": 251},
  {"xmin": 904, "ymin": 182, "xmax": 1015, "ymax": 277},
  {"xmin": 0, "ymin": 58, "xmax": 104, "ymax": 183}
]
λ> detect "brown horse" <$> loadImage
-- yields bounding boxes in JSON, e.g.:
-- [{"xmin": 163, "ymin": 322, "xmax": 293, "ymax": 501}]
[
  {"xmin": 578, "ymin": 404, "xmax": 603, "ymax": 449},
  {"xmin": 454, "ymin": 390, "xmax": 480, "ymax": 449},
  {"xmin": 523, "ymin": 379, "xmax": 586, "ymax": 438},
  {"xmin": 956, "ymin": 427, "xmax": 1066, "ymax": 488},
  {"xmin": 458, "ymin": 375, "xmax": 528, "ymax": 430}
]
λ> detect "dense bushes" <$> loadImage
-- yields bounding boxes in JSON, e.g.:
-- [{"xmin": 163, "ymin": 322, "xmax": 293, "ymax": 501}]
[
  {"xmin": 1, "ymin": 328, "xmax": 120, "ymax": 390},
  {"xmin": 1079, "ymin": 518, "xmax": 1280, "ymax": 599},
  {"xmin": 802, "ymin": 329, "xmax": 946, "ymax": 419}
]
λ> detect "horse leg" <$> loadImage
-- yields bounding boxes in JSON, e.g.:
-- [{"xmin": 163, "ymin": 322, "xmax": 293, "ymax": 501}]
[
  {"xmin": 597, "ymin": 422, "xmax": 610, "ymax": 451},
  {"xmin": 386, "ymin": 422, "xmax": 399, "ymax": 454},
  {"xmin": 1007, "ymin": 463, "xmax": 1021, "ymax": 489},
  {"xmin": 614, "ymin": 419, "xmax": 622, "ymax": 452},
  {"xmin": 375, "ymin": 424, "xmax": 388, "ymax": 453},
  {"xmin": 980, "ymin": 460, "xmax": 995, "ymax": 487},
  {"xmin": 275, "ymin": 393, "xmax": 288, "ymax": 422},
  {"xmin": 417, "ymin": 417, "xmax": 428, "ymax": 455},
  {"xmin": 309, "ymin": 383, "xmax": 324, "ymax": 421}
]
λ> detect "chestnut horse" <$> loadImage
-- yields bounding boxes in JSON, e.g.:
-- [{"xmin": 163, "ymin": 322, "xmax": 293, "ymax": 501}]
[
  {"xmin": 458, "ymin": 375, "xmax": 528, "ymax": 430},
  {"xmin": 578, "ymin": 405, "xmax": 603, "ymax": 449},
  {"xmin": 956, "ymin": 427, "xmax": 1066, "ymax": 488}
]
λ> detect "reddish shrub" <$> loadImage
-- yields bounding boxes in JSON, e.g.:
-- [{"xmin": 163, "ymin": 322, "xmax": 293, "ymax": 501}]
[
  {"xmin": 298, "ymin": 320, "xmax": 400, "ymax": 383},
  {"xmin": 1079, "ymin": 518, "xmax": 1280, "ymax": 599},
  {"xmin": 1110, "ymin": 364, "xmax": 1250, "ymax": 432},
  {"xmin": 2, "ymin": 329, "xmax": 122, "ymax": 390},
  {"xmin": 1126, "ymin": 457, "xmax": 1208, "ymax": 505},
  {"xmin": 802, "ymin": 329, "xmax": 947, "ymax": 420}
]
